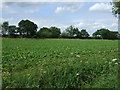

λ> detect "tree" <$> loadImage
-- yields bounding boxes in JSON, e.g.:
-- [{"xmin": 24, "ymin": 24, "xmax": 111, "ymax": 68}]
[
  {"xmin": 0, "ymin": 24, "xmax": 2, "ymax": 37},
  {"xmin": 92, "ymin": 28, "xmax": 119, "ymax": 39},
  {"xmin": 92, "ymin": 30, "xmax": 101, "ymax": 39},
  {"xmin": 73, "ymin": 28, "xmax": 82, "ymax": 38},
  {"xmin": 18, "ymin": 19, "xmax": 38, "ymax": 38},
  {"xmin": 81, "ymin": 29, "xmax": 89, "ymax": 38},
  {"xmin": 112, "ymin": 0, "xmax": 120, "ymax": 37},
  {"xmin": 65, "ymin": 25, "xmax": 81, "ymax": 38},
  {"xmin": 93, "ymin": 28, "xmax": 110, "ymax": 39},
  {"xmin": 112, "ymin": 0, "xmax": 120, "ymax": 16},
  {"xmin": 16, "ymin": 27, "xmax": 22, "ymax": 37},
  {"xmin": 109, "ymin": 31, "xmax": 119, "ymax": 39},
  {"xmin": 49, "ymin": 27, "xmax": 61, "ymax": 38},
  {"xmin": 61, "ymin": 31, "xmax": 69, "ymax": 38},
  {"xmin": 1, "ymin": 21, "xmax": 9, "ymax": 36},
  {"xmin": 8, "ymin": 25, "xmax": 16, "ymax": 37},
  {"xmin": 37, "ymin": 27, "xmax": 52, "ymax": 38}
]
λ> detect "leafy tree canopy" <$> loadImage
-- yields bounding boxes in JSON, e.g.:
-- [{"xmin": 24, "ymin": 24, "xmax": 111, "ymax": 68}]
[{"xmin": 18, "ymin": 19, "xmax": 38, "ymax": 37}]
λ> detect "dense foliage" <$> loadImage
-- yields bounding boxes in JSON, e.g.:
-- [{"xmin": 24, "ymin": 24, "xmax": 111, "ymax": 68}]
[
  {"xmin": 1, "ymin": 20, "xmax": 119, "ymax": 39},
  {"xmin": 112, "ymin": 0, "xmax": 120, "ymax": 16},
  {"xmin": 92, "ymin": 28, "xmax": 119, "ymax": 39}
]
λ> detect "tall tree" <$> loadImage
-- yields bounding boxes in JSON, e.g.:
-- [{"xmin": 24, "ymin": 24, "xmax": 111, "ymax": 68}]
[
  {"xmin": 93, "ymin": 29, "xmax": 110, "ymax": 39},
  {"xmin": 16, "ymin": 27, "xmax": 22, "ymax": 37},
  {"xmin": 49, "ymin": 27, "xmax": 61, "ymax": 38},
  {"xmin": 8, "ymin": 25, "xmax": 16, "ymax": 37},
  {"xmin": 1, "ymin": 21, "xmax": 9, "ymax": 36},
  {"xmin": 92, "ymin": 30, "xmax": 101, "ymax": 39},
  {"xmin": 73, "ymin": 28, "xmax": 81, "ymax": 38},
  {"xmin": 92, "ymin": 28, "xmax": 119, "ymax": 39},
  {"xmin": 0, "ymin": 24, "xmax": 2, "ymax": 37},
  {"xmin": 65, "ymin": 25, "xmax": 81, "ymax": 38},
  {"xmin": 81, "ymin": 29, "xmax": 89, "ymax": 38},
  {"xmin": 37, "ymin": 27, "xmax": 52, "ymax": 38},
  {"xmin": 112, "ymin": 0, "xmax": 120, "ymax": 33},
  {"xmin": 112, "ymin": 0, "xmax": 120, "ymax": 86},
  {"xmin": 18, "ymin": 20, "xmax": 38, "ymax": 38},
  {"xmin": 61, "ymin": 31, "xmax": 69, "ymax": 38},
  {"xmin": 65, "ymin": 25, "xmax": 75, "ymax": 38},
  {"xmin": 109, "ymin": 31, "xmax": 119, "ymax": 39}
]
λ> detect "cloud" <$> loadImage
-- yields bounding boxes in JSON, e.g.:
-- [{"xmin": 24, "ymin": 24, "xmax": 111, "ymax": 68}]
[
  {"xmin": 0, "ymin": 18, "xmax": 14, "ymax": 24},
  {"xmin": 24, "ymin": 9, "xmax": 38, "ymax": 14},
  {"xmin": 2, "ymin": 2, "xmax": 45, "ymax": 8},
  {"xmin": 55, "ymin": 7, "xmax": 64, "ymax": 14},
  {"xmin": 73, "ymin": 20, "xmax": 118, "ymax": 35},
  {"xmin": 2, "ymin": 3, "xmax": 17, "ymax": 14},
  {"xmin": 74, "ymin": 22, "xmax": 84, "ymax": 27},
  {"xmin": 2, "ymin": 2, "xmax": 41, "ymax": 15},
  {"xmin": 2, "ymin": 0, "xmax": 112, "ymax": 2},
  {"xmin": 89, "ymin": 3, "xmax": 112, "ymax": 12},
  {"xmin": 55, "ymin": 3, "xmax": 84, "ymax": 14}
]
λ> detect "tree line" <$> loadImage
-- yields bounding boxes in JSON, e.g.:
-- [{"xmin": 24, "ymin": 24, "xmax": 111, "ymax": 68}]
[{"xmin": 1, "ymin": 19, "xmax": 120, "ymax": 39}]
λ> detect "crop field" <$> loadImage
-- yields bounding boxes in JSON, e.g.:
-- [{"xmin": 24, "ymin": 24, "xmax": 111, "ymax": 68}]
[{"xmin": 2, "ymin": 38, "xmax": 119, "ymax": 88}]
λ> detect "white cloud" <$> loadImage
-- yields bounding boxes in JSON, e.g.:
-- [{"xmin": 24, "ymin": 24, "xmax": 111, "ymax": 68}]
[
  {"xmin": 89, "ymin": 3, "xmax": 112, "ymax": 12},
  {"xmin": 55, "ymin": 3, "xmax": 84, "ymax": 14},
  {"xmin": 2, "ymin": 3, "xmax": 17, "ymax": 14},
  {"xmin": 73, "ymin": 20, "xmax": 118, "ymax": 36},
  {"xmin": 55, "ymin": 7, "xmax": 64, "ymax": 14},
  {"xmin": 111, "ymin": 23, "xmax": 117, "ymax": 27},
  {"xmin": 2, "ymin": 0, "xmax": 112, "ymax": 2},
  {"xmin": 0, "ymin": 17, "xmax": 13, "ymax": 24},
  {"xmin": 24, "ymin": 9, "xmax": 38, "ymax": 14},
  {"xmin": 75, "ymin": 22, "xmax": 83, "ymax": 27},
  {"xmin": 2, "ymin": 2, "xmax": 45, "ymax": 7}
]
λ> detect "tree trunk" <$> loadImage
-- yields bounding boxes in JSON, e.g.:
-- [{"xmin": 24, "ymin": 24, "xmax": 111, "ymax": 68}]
[
  {"xmin": 118, "ymin": 13, "xmax": 120, "ymax": 89},
  {"xmin": 118, "ymin": 14, "xmax": 120, "ymax": 33}
]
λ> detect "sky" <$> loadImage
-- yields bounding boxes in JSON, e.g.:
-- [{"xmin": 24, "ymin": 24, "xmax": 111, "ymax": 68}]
[{"xmin": 1, "ymin": 2, "xmax": 118, "ymax": 35}]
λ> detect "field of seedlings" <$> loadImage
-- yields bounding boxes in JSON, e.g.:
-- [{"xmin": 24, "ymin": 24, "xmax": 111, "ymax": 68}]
[{"xmin": 2, "ymin": 38, "xmax": 119, "ymax": 88}]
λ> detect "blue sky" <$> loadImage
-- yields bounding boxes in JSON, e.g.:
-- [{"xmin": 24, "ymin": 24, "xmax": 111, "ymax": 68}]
[{"xmin": 1, "ymin": 2, "xmax": 118, "ymax": 35}]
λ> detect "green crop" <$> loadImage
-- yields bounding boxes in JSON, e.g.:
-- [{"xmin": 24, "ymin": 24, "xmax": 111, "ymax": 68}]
[{"xmin": 2, "ymin": 38, "xmax": 119, "ymax": 88}]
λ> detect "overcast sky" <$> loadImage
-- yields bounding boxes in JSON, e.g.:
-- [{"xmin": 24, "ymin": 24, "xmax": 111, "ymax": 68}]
[{"xmin": 1, "ymin": 2, "xmax": 118, "ymax": 35}]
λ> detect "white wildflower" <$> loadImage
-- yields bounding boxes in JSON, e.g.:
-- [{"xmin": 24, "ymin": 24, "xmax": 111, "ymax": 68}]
[
  {"xmin": 43, "ymin": 71, "xmax": 46, "ymax": 73},
  {"xmin": 71, "ymin": 53, "xmax": 73, "ymax": 55},
  {"xmin": 76, "ymin": 73, "xmax": 79, "ymax": 76},
  {"xmin": 76, "ymin": 55, "xmax": 80, "ymax": 57},
  {"xmin": 115, "ymin": 63, "xmax": 118, "ymax": 65},
  {"xmin": 112, "ymin": 59, "xmax": 117, "ymax": 62}
]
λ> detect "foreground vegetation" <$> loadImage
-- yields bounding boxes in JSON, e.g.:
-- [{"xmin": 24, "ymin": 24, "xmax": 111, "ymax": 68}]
[{"xmin": 2, "ymin": 38, "xmax": 119, "ymax": 88}]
